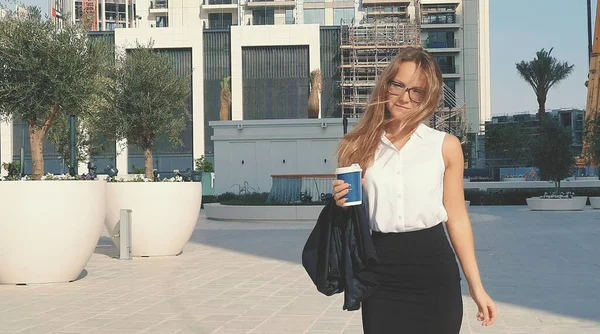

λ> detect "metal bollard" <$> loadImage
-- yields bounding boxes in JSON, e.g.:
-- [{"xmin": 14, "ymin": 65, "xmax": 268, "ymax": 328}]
[{"xmin": 119, "ymin": 209, "xmax": 132, "ymax": 260}]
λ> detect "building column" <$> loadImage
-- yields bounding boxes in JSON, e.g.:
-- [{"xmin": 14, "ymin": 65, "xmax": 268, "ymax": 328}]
[
  {"xmin": 101, "ymin": 0, "xmax": 106, "ymax": 30},
  {"xmin": 125, "ymin": 0, "xmax": 129, "ymax": 28},
  {"xmin": 116, "ymin": 139, "xmax": 128, "ymax": 175},
  {"xmin": 0, "ymin": 120, "xmax": 13, "ymax": 177}
]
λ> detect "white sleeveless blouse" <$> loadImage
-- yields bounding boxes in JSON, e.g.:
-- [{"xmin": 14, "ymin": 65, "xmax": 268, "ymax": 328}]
[{"xmin": 363, "ymin": 123, "xmax": 448, "ymax": 233}]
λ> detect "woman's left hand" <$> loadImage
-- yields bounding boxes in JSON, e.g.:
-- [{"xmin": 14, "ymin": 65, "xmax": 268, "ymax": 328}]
[{"xmin": 469, "ymin": 286, "xmax": 498, "ymax": 327}]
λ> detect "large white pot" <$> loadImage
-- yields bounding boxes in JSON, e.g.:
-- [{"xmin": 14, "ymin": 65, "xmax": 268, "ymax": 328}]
[
  {"xmin": 590, "ymin": 197, "xmax": 600, "ymax": 209},
  {"xmin": 105, "ymin": 182, "xmax": 202, "ymax": 257},
  {"xmin": 0, "ymin": 181, "xmax": 106, "ymax": 284},
  {"xmin": 526, "ymin": 196, "xmax": 588, "ymax": 211}
]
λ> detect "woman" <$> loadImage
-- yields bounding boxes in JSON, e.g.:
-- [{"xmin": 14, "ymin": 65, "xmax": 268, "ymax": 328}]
[{"xmin": 332, "ymin": 46, "xmax": 497, "ymax": 333}]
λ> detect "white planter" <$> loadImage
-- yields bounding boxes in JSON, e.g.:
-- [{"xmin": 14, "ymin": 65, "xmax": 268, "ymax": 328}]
[
  {"xmin": 575, "ymin": 176, "xmax": 598, "ymax": 181},
  {"xmin": 204, "ymin": 203, "xmax": 324, "ymax": 221},
  {"xmin": 526, "ymin": 196, "xmax": 588, "ymax": 211},
  {"xmin": 0, "ymin": 181, "xmax": 106, "ymax": 284},
  {"xmin": 503, "ymin": 177, "xmax": 526, "ymax": 182},
  {"xmin": 105, "ymin": 182, "xmax": 202, "ymax": 257},
  {"xmin": 590, "ymin": 197, "xmax": 600, "ymax": 209}
]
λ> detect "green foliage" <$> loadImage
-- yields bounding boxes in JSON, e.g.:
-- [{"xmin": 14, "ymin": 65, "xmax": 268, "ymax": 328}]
[
  {"xmin": 1, "ymin": 161, "xmax": 20, "ymax": 180},
  {"xmin": 0, "ymin": 4, "xmax": 113, "ymax": 125},
  {"xmin": 221, "ymin": 192, "xmax": 270, "ymax": 206},
  {"xmin": 92, "ymin": 41, "xmax": 190, "ymax": 149},
  {"xmin": 220, "ymin": 77, "xmax": 230, "ymax": 90},
  {"xmin": 131, "ymin": 164, "xmax": 145, "ymax": 174},
  {"xmin": 516, "ymin": 48, "xmax": 574, "ymax": 119},
  {"xmin": 194, "ymin": 155, "xmax": 214, "ymax": 172},
  {"xmin": 531, "ymin": 118, "xmax": 574, "ymax": 193},
  {"xmin": 46, "ymin": 113, "xmax": 110, "ymax": 167},
  {"xmin": 0, "ymin": 3, "xmax": 113, "ymax": 178},
  {"xmin": 584, "ymin": 112, "xmax": 600, "ymax": 165},
  {"xmin": 485, "ymin": 122, "xmax": 534, "ymax": 168},
  {"xmin": 90, "ymin": 41, "xmax": 190, "ymax": 177}
]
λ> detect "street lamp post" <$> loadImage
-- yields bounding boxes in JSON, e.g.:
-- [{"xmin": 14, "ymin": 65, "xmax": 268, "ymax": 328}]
[{"xmin": 69, "ymin": 114, "xmax": 77, "ymax": 176}]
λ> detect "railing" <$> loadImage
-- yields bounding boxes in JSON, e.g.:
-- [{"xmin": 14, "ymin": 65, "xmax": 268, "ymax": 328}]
[
  {"xmin": 439, "ymin": 65, "xmax": 458, "ymax": 74},
  {"xmin": 424, "ymin": 39, "xmax": 458, "ymax": 49},
  {"xmin": 204, "ymin": 0, "xmax": 238, "ymax": 5},
  {"xmin": 422, "ymin": 13, "xmax": 457, "ymax": 24},
  {"xmin": 150, "ymin": 0, "xmax": 168, "ymax": 9},
  {"xmin": 267, "ymin": 174, "xmax": 335, "ymax": 204}
]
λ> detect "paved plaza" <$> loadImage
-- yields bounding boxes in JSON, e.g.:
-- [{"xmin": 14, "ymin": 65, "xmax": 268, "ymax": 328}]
[{"xmin": 0, "ymin": 206, "xmax": 599, "ymax": 333}]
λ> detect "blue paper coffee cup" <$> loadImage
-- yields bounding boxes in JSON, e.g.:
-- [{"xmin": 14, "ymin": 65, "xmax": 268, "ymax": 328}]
[{"xmin": 335, "ymin": 164, "xmax": 363, "ymax": 206}]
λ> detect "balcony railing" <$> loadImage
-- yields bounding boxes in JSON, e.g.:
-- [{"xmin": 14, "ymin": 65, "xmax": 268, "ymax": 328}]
[
  {"xmin": 150, "ymin": 0, "xmax": 168, "ymax": 9},
  {"xmin": 422, "ymin": 13, "xmax": 457, "ymax": 25},
  {"xmin": 439, "ymin": 65, "xmax": 458, "ymax": 74},
  {"xmin": 204, "ymin": 0, "xmax": 238, "ymax": 5},
  {"xmin": 425, "ymin": 39, "xmax": 458, "ymax": 49}
]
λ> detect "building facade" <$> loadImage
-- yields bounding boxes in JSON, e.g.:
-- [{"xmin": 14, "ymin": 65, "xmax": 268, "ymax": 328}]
[
  {"xmin": 48, "ymin": 0, "xmax": 490, "ymax": 132},
  {"xmin": 2, "ymin": 0, "xmax": 490, "ymax": 176},
  {"xmin": 484, "ymin": 109, "xmax": 585, "ymax": 169}
]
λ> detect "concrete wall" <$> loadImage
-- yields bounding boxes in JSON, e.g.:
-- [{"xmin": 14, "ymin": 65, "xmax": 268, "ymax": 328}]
[
  {"xmin": 210, "ymin": 118, "xmax": 359, "ymax": 194},
  {"xmin": 230, "ymin": 24, "xmax": 321, "ymax": 121}
]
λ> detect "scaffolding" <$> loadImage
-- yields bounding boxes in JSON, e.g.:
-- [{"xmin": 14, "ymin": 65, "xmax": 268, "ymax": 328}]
[{"xmin": 339, "ymin": 3, "xmax": 468, "ymax": 138}]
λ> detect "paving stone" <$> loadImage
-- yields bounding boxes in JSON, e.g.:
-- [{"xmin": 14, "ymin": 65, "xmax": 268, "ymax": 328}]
[{"xmin": 0, "ymin": 207, "xmax": 598, "ymax": 334}]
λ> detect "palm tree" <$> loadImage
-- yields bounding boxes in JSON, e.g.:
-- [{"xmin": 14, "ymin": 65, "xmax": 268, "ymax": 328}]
[
  {"xmin": 516, "ymin": 48, "xmax": 574, "ymax": 121},
  {"xmin": 220, "ymin": 77, "xmax": 231, "ymax": 121},
  {"xmin": 308, "ymin": 69, "xmax": 322, "ymax": 118}
]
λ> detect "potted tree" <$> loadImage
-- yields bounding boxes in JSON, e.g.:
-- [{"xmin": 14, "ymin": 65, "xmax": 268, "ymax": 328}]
[
  {"xmin": 94, "ymin": 42, "xmax": 202, "ymax": 257},
  {"xmin": 526, "ymin": 118, "xmax": 586, "ymax": 211},
  {"xmin": 0, "ymin": 5, "xmax": 112, "ymax": 284}
]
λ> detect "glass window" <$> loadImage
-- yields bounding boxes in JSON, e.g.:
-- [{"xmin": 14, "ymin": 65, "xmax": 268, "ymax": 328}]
[
  {"xmin": 304, "ymin": 9, "xmax": 325, "ymax": 25},
  {"xmin": 209, "ymin": 13, "xmax": 233, "ymax": 28},
  {"xmin": 443, "ymin": 79, "xmax": 456, "ymax": 92},
  {"xmin": 434, "ymin": 55, "xmax": 455, "ymax": 74},
  {"xmin": 333, "ymin": 8, "xmax": 354, "ymax": 25},
  {"xmin": 155, "ymin": 16, "xmax": 168, "ymax": 27},
  {"xmin": 253, "ymin": 8, "xmax": 274, "ymax": 25},
  {"xmin": 285, "ymin": 9, "xmax": 295, "ymax": 24}
]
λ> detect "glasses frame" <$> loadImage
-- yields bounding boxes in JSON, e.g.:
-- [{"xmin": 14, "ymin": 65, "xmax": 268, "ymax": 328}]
[{"xmin": 387, "ymin": 80, "xmax": 426, "ymax": 104}]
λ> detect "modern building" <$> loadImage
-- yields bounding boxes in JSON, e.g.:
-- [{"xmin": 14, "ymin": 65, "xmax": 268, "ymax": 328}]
[
  {"xmin": 483, "ymin": 109, "xmax": 586, "ymax": 168},
  {"xmin": 48, "ymin": 0, "xmax": 490, "ymax": 131},
  {"xmin": 2, "ymin": 0, "xmax": 489, "ymax": 176}
]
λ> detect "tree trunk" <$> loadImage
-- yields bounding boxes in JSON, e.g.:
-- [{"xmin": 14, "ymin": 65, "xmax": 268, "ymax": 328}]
[
  {"xmin": 555, "ymin": 179, "xmax": 560, "ymax": 194},
  {"xmin": 28, "ymin": 105, "xmax": 60, "ymax": 180},
  {"xmin": 308, "ymin": 88, "xmax": 319, "ymax": 118},
  {"xmin": 538, "ymin": 97, "xmax": 546, "ymax": 121},
  {"xmin": 29, "ymin": 124, "xmax": 46, "ymax": 180},
  {"xmin": 144, "ymin": 147, "xmax": 154, "ymax": 179},
  {"xmin": 220, "ymin": 88, "xmax": 230, "ymax": 121}
]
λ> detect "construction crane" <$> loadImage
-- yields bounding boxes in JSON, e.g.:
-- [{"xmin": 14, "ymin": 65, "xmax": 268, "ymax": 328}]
[
  {"xmin": 582, "ymin": 0, "xmax": 600, "ymax": 164},
  {"xmin": 82, "ymin": 0, "xmax": 98, "ymax": 31}
]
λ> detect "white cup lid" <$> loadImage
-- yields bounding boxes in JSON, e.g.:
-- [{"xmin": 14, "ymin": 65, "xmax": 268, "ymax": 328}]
[{"xmin": 335, "ymin": 163, "xmax": 362, "ymax": 175}]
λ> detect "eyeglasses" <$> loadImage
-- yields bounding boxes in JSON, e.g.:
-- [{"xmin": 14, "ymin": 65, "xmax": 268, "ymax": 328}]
[{"xmin": 387, "ymin": 80, "xmax": 426, "ymax": 104}]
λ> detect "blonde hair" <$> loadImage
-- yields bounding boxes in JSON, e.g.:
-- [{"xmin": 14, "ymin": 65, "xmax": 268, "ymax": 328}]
[{"xmin": 337, "ymin": 46, "xmax": 443, "ymax": 172}]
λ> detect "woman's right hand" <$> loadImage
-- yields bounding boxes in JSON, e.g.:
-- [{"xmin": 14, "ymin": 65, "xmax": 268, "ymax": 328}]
[
  {"xmin": 332, "ymin": 178, "xmax": 367, "ymax": 208},
  {"xmin": 332, "ymin": 179, "xmax": 350, "ymax": 208}
]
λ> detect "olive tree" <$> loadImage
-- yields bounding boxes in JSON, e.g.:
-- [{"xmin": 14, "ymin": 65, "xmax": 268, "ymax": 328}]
[
  {"xmin": 92, "ymin": 42, "xmax": 190, "ymax": 179},
  {"xmin": 0, "ymin": 5, "xmax": 113, "ymax": 179}
]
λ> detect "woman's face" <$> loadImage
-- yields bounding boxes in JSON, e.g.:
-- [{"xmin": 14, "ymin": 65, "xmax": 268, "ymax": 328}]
[{"xmin": 385, "ymin": 61, "xmax": 427, "ymax": 121}]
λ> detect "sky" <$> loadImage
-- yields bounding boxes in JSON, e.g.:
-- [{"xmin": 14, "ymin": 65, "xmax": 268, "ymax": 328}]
[{"xmin": 19, "ymin": 0, "xmax": 600, "ymax": 116}]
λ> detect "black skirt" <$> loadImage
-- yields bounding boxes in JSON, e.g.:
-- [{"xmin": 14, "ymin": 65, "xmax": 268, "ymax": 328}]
[{"xmin": 362, "ymin": 222, "xmax": 463, "ymax": 334}]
